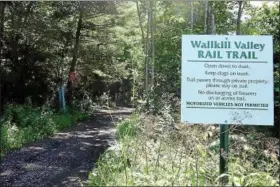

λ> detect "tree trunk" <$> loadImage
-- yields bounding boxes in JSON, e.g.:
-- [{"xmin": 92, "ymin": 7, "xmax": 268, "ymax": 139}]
[
  {"xmin": 0, "ymin": 2, "xmax": 5, "ymax": 61},
  {"xmin": 135, "ymin": 1, "xmax": 145, "ymax": 107},
  {"xmin": 150, "ymin": 0, "xmax": 155, "ymax": 89},
  {"xmin": 67, "ymin": 6, "xmax": 83, "ymax": 104},
  {"xmin": 0, "ymin": 2, "xmax": 6, "ymax": 115},
  {"xmin": 236, "ymin": 1, "xmax": 243, "ymax": 35},
  {"xmin": 0, "ymin": 2, "xmax": 5, "ymax": 40},
  {"xmin": 136, "ymin": 1, "xmax": 149, "ymax": 99},
  {"xmin": 145, "ymin": 1, "xmax": 150, "ymax": 96},
  {"xmin": 190, "ymin": 1, "xmax": 194, "ymax": 33},
  {"xmin": 204, "ymin": 1, "xmax": 208, "ymax": 34},
  {"xmin": 136, "ymin": 1, "xmax": 145, "ymax": 50},
  {"xmin": 10, "ymin": 3, "xmax": 20, "ymax": 66},
  {"xmin": 70, "ymin": 11, "xmax": 83, "ymax": 73},
  {"xmin": 275, "ymin": 1, "xmax": 280, "ymax": 139},
  {"xmin": 209, "ymin": 4, "xmax": 215, "ymax": 34}
]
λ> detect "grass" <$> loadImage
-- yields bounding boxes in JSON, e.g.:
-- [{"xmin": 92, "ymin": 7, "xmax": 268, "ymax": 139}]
[
  {"xmin": 87, "ymin": 113, "xmax": 279, "ymax": 186},
  {"xmin": 0, "ymin": 104, "xmax": 89, "ymax": 156},
  {"xmin": 115, "ymin": 114, "xmax": 139, "ymax": 140}
]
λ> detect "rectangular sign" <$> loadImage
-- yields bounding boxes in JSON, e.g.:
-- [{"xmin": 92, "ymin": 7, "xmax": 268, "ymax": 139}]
[{"xmin": 181, "ymin": 35, "xmax": 274, "ymax": 125}]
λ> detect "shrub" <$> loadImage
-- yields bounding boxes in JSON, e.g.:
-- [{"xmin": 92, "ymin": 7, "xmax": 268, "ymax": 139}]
[
  {"xmin": 0, "ymin": 104, "xmax": 89, "ymax": 156},
  {"xmin": 116, "ymin": 114, "xmax": 139, "ymax": 140},
  {"xmin": 87, "ymin": 112, "xmax": 279, "ymax": 186}
]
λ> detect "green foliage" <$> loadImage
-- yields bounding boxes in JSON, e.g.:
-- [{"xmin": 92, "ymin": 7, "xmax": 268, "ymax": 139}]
[
  {"xmin": 116, "ymin": 114, "xmax": 139, "ymax": 140},
  {"xmin": 1, "ymin": 1, "xmax": 279, "ymax": 108},
  {"xmin": 0, "ymin": 2, "xmax": 280, "ymax": 184},
  {"xmin": 87, "ymin": 111, "xmax": 279, "ymax": 186},
  {"xmin": 242, "ymin": 2, "xmax": 280, "ymax": 52},
  {"xmin": 0, "ymin": 104, "xmax": 89, "ymax": 155},
  {"xmin": 221, "ymin": 161, "xmax": 279, "ymax": 186}
]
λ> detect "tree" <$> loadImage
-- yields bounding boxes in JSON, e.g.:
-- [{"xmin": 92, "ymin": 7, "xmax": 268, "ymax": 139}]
[
  {"xmin": 204, "ymin": 1, "xmax": 208, "ymax": 34},
  {"xmin": 190, "ymin": 1, "xmax": 194, "ymax": 32},
  {"xmin": 0, "ymin": 0, "xmax": 279, "ymax": 112},
  {"xmin": 0, "ymin": 2, "xmax": 6, "ymax": 114},
  {"xmin": 236, "ymin": 1, "xmax": 243, "ymax": 35},
  {"xmin": 209, "ymin": 3, "xmax": 215, "ymax": 34},
  {"xmin": 67, "ymin": 2, "xmax": 83, "ymax": 104}
]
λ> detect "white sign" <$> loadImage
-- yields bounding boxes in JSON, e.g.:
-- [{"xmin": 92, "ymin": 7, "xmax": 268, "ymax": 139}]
[{"xmin": 181, "ymin": 35, "xmax": 274, "ymax": 126}]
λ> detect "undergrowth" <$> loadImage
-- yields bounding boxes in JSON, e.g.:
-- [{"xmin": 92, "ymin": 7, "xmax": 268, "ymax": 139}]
[
  {"xmin": 87, "ymin": 102, "xmax": 279, "ymax": 186},
  {"xmin": 0, "ymin": 104, "xmax": 89, "ymax": 156}
]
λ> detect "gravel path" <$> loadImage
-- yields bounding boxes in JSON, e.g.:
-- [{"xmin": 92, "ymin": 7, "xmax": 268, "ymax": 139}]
[{"xmin": 0, "ymin": 107, "xmax": 133, "ymax": 187}]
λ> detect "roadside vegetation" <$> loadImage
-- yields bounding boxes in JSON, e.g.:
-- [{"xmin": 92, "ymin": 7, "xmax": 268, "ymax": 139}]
[
  {"xmin": 0, "ymin": 104, "xmax": 89, "ymax": 156},
  {"xmin": 87, "ymin": 100, "xmax": 279, "ymax": 186},
  {"xmin": 0, "ymin": 1, "xmax": 279, "ymax": 186}
]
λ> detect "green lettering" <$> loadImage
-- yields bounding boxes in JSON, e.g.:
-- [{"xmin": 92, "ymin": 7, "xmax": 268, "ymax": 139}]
[
  {"xmin": 252, "ymin": 52, "xmax": 257, "ymax": 59},
  {"xmin": 240, "ymin": 51, "xmax": 247, "ymax": 59},
  {"xmin": 226, "ymin": 51, "xmax": 232, "ymax": 58},
  {"xmin": 233, "ymin": 51, "xmax": 239, "ymax": 59},
  {"xmin": 205, "ymin": 51, "xmax": 213, "ymax": 58},
  {"xmin": 191, "ymin": 41, "xmax": 201, "ymax": 48},
  {"xmin": 198, "ymin": 50, "xmax": 204, "ymax": 58}
]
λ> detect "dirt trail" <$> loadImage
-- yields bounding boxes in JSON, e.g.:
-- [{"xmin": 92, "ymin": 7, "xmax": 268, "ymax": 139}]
[{"xmin": 0, "ymin": 107, "xmax": 133, "ymax": 187}]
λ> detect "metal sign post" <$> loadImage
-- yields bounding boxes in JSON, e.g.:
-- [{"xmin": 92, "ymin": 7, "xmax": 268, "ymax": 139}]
[{"xmin": 220, "ymin": 124, "xmax": 229, "ymax": 184}]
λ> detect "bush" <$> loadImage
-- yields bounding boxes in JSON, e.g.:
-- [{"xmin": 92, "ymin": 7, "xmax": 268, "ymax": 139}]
[
  {"xmin": 116, "ymin": 114, "xmax": 139, "ymax": 140},
  {"xmin": 0, "ymin": 104, "xmax": 89, "ymax": 156},
  {"xmin": 87, "ymin": 113, "xmax": 279, "ymax": 186}
]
